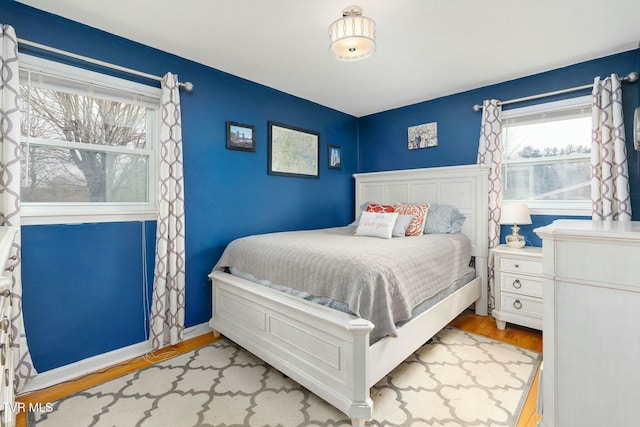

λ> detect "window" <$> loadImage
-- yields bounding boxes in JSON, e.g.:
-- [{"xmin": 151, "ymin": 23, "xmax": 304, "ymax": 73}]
[
  {"xmin": 19, "ymin": 55, "xmax": 161, "ymax": 224},
  {"xmin": 501, "ymin": 96, "xmax": 592, "ymax": 215}
]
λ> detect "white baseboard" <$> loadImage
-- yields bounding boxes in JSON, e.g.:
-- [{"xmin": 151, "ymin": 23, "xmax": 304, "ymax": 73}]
[{"xmin": 19, "ymin": 322, "xmax": 213, "ymax": 395}]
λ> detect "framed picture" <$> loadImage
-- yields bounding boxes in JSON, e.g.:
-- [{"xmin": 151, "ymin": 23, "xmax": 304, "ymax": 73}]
[
  {"xmin": 328, "ymin": 145, "xmax": 342, "ymax": 169},
  {"xmin": 268, "ymin": 121, "xmax": 319, "ymax": 178},
  {"xmin": 226, "ymin": 121, "xmax": 256, "ymax": 152},
  {"xmin": 408, "ymin": 122, "xmax": 438, "ymax": 150}
]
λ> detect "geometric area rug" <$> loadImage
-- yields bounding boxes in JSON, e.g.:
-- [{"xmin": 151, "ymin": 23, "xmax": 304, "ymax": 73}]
[{"xmin": 28, "ymin": 327, "xmax": 541, "ymax": 427}]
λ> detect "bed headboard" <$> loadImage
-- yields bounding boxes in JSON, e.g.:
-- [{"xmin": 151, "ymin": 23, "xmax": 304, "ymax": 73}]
[{"xmin": 353, "ymin": 164, "xmax": 490, "ymax": 259}]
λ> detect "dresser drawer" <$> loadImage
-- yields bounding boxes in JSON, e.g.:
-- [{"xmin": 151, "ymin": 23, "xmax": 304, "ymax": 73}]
[
  {"xmin": 499, "ymin": 257, "xmax": 542, "ymax": 275},
  {"xmin": 500, "ymin": 273, "xmax": 542, "ymax": 298},
  {"xmin": 501, "ymin": 293, "xmax": 543, "ymax": 318}
]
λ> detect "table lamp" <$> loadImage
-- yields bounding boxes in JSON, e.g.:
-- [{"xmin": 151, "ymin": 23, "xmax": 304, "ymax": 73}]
[{"xmin": 500, "ymin": 204, "xmax": 532, "ymax": 249}]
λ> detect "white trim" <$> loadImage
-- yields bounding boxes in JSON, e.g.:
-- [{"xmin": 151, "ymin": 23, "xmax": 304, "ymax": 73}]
[
  {"xmin": 529, "ymin": 206, "xmax": 590, "ymax": 217},
  {"xmin": 509, "ymin": 200, "xmax": 591, "ymax": 217},
  {"xmin": 21, "ymin": 136, "xmax": 155, "ymax": 157},
  {"xmin": 21, "ymin": 205, "xmax": 157, "ymax": 225},
  {"xmin": 18, "ymin": 322, "xmax": 212, "ymax": 395}
]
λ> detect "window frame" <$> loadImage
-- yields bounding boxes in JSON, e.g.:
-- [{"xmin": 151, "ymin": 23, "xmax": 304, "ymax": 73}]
[
  {"xmin": 18, "ymin": 54, "xmax": 161, "ymax": 225},
  {"xmin": 501, "ymin": 96, "xmax": 592, "ymax": 216}
]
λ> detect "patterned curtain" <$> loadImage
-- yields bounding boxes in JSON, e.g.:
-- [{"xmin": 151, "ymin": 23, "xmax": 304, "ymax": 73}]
[
  {"xmin": 150, "ymin": 73, "xmax": 186, "ymax": 350},
  {"xmin": 477, "ymin": 100, "xmax": 502, "ymax": 312},
  {"xmin": 591, "ymin": 75, "xmax": 632, "ymax": 221},
  {"xmin": 0, "ymin": 24, "xmax": 37, "ymax": 391}
]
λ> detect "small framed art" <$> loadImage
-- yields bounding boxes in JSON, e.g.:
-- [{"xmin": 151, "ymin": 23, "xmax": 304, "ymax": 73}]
[
  {"xmin": 328, "ymin": 145, "xmax": 342, "ymax": 169},
  {"xmin": 408, "ymin": 122, "xmax": 438, "ymax": 150},
  {"xmin": 268, "ymin": 121, "xmax": 319, "ymax": 178},
  {"xmin": 226, "ymin": 121, "xmax": 256, "ymax": 152}
]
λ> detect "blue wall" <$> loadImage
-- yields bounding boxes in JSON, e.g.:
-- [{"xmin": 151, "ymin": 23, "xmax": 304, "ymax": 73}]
[
  {"xmin": 359, "ymin": 49, "xmax": 640, "ymax": 244},
  {"xmin": 2, "ymin": 1, "xmax": 358, "ymax": 372}
]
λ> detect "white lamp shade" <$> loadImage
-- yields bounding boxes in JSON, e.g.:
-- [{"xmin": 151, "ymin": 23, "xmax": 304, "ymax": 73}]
[
  {"xmin": 329, "ymin": 9, "xmax": 376, "ymax": 61},
  {"xmin": 500, "ymin": 204, "xmax": 532, "ymax": 225}
]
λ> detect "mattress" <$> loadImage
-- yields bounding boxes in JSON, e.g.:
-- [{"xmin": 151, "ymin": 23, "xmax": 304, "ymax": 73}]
[{"xmin": 213, "ymin": 226, "xmax": 475, "ymax": 342}]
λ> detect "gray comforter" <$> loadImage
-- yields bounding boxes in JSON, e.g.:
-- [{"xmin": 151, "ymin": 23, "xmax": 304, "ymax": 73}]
[{"xmin": 213, "ymin": 226, "xmax": 473, "ymax": 342}]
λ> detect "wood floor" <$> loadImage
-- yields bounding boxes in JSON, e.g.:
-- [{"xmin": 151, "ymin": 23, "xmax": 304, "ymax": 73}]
[{"xmin": 16, "ymin": 310, "xmax": 542, "ymax": 427}]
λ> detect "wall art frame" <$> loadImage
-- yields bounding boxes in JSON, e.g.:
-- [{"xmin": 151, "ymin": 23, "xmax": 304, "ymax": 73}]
[
  {"xmin": 408, "ymin": 122, "xmax": 438, "ymax": 150},
  {"xmin": 268, "ymin": 121, "xmax": 320, "ymax": 178},
  {"xmin": 226, "ymin": 121, "xmax": 256, "ymax": 152},
  {"xmin": 328, "ymin": 145, "xmax": 342, "ymax": 170}
]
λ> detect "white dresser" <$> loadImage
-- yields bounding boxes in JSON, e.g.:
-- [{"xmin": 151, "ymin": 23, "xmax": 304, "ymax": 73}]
[
  {"xmin": 491, "ymin": 245, "xmax": 543, "ymax": 331},
  {"xmin": 535, "ymin": 220, "xmax": 640, "ymax": 427},
  {"xmin": 0, "ymin": 227, "xmax": 17, "ymax": 427}
]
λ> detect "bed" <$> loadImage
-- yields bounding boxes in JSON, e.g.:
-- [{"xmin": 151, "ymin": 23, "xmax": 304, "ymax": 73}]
[{"xmin": 208, "ymin": 164, "xmax": 489, "ymax": 427}]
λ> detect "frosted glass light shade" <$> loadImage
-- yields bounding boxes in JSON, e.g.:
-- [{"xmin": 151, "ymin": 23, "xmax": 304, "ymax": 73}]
[{"xmin": 329, "ymin": 7, "xmax": 376, "ymax": 61}]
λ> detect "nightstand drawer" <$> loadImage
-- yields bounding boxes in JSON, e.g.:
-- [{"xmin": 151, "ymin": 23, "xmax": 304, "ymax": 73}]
[
  {"xmin": 500, "ymin": 273, "xmax": 542, "ymax": 297},
  {"xmin": 499, "ymin": 257, "xmax": 542, "ymax": 275},
  {"xmin": 501, "ymin": 293, "xmax": 543, "ymax": 317}
]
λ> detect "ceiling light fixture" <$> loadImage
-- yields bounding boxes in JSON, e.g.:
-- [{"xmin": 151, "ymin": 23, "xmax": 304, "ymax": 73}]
[{"xmin": 328, "ymin": 5, "xmax": 376, "ymax": 61}]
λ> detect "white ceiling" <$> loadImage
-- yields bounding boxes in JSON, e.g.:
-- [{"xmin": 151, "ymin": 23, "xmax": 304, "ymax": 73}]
[{"xmin": 16, "ymin": 0, "xmax": 640, "ymax": 117}]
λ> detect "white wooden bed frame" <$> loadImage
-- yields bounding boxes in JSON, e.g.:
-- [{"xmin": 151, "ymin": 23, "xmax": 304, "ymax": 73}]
[{"xmin": 208, "ymin": 164, "xmax": 489, "ymax": 426}]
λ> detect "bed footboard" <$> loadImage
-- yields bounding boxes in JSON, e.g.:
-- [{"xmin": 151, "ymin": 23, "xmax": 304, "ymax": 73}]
[{"xmin": 209, "ymin": 270, "xmax": 374, "ymax": 424}]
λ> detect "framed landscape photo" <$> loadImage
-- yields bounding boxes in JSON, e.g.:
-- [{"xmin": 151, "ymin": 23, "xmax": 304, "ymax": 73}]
[
  {"xmin": 328, "ymin": 145, "xmax": 342, "ymax": 169},
  {"xmin": 226, "ymin": 121, "xmax": 256, "ymax": 152},
  {"xmin": 268, "ymin": 121, "xmax": 319, "ymax": 178}
]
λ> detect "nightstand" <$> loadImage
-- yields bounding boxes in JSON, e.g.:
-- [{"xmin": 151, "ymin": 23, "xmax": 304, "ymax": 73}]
[{"xmin": 491, "ymin": 244, "xmax": 542, "ymax": 331}]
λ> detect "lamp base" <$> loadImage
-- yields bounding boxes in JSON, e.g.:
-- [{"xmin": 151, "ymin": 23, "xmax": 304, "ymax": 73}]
[{"xmin": 506, "ymin": 234, "xmax": 526, "ymax": 249}]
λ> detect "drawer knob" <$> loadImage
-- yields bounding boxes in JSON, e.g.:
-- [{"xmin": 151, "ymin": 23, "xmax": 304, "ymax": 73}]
[
  {"xmin": 513, "ymin": 299, "xmax": 523, "ymax": 310},
  {"xmin": 512, "ymin": 279, "xmax": 522, "ymax": 289},
  {"xmin": 4, "ymin": 265, "xmax": 13, "ymax": 273},
  {"xmin": 4, "ymin": 290, "xmax": 12, "ymax": 307},
  {"xmin": 0, "ymin": 344, "xmax": 4, "ymax": 366},
  {"xmin": 514, "ymin": 264, "xmax": 519, "ymax": 268}
]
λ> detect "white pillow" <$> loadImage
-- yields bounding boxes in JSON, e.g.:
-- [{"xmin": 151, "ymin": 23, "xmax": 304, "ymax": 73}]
[
  {"xmin": 355, "ymin": 211, "xmax": 399, "ymax": 239},
  {"xmin": 392, "ymin": 214, "xmax": 415, "ymax": 237}
]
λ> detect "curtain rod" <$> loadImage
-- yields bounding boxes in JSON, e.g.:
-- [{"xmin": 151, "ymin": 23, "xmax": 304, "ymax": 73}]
[
  {"xmin": 17, "ymin": 38, "xmax": 194, "ymax": 91},
  {"xmin": 472, "ymin": 71, "xmax": 638, "ymax": 111}
]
